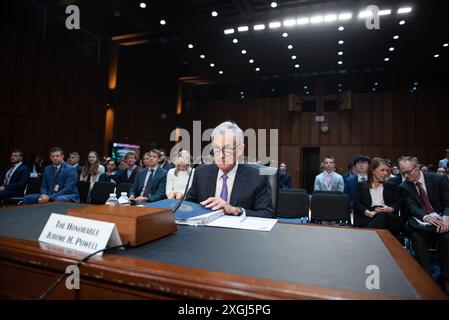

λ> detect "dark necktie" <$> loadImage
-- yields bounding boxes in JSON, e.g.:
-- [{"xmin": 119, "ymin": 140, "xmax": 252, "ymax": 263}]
[
  {"xmin": 143, "ymin": 169, "xmax": 155, "ymax": 197},
  {"xmin": 416, "ymin": 181, "xmax": 434, "ymax": 214},
  {"xmin": 220, "ymin": 174, "xmax": 228, "ymax": 202}
]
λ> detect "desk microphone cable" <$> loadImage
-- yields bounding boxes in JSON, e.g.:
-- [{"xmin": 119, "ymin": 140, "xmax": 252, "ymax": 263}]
[
  {"xmin": 172, "ymin": 164, "xmax": 195, "ymax": 214},
  {"xmin": 38, "ymin": 244, "xmax": 127, "ymax": 300}
]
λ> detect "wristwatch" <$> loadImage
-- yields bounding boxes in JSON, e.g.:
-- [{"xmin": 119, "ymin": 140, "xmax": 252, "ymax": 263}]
[{"xmin": 236, "ymin": 207, "xmax": 244, "ymax": 216}]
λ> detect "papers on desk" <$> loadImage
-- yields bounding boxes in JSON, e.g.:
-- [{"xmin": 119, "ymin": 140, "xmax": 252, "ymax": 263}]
[{"xmin": 207, "ymin": 215, "xmax": 277, "ymax": 232}]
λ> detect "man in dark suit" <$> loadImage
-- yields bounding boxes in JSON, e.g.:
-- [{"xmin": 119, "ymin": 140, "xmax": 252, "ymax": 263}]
[
  {"xmin": 278, "ymin": 162, "xmax": 292, "ymax": 189},
  {"xmin": 398, "ymin": 156, "xmax": 449, "ymax": 293},
  {"xmin": 118, "ymin": 151, "xmax": 141, "ymax": 184},
  {"xmin": 23, "ymin": 147, "xmax": 79, "ymax": 204},
  {"xmin": 67, "ymin": 152, "xmax": 83, "ymax": 177},
  {"xmin": 186, "ymin": 121, "xmax": 274, "ymax": 218},
  {"xmin": 129, "ymin": 150, "xmax": 167, "ymax": 203},
  {"xmin": 0, "ymin": 149, "xmax": 30, "ymax": 201},
  {"xmin": 344, "ymin": 155, "xmax": 370, "ymax": 204},
  {"xmin": 159, "ymin": 149, "xmax": 175, "ymax": 171}
]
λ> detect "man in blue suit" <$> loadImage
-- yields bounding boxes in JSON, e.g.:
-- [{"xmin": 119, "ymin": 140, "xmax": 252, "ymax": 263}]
[
  {"xmin": 24, "ymin": 147, "xmax": 79, "ymax": 204},
  {"xmin": 129, "ymin": 149, "xmax": 167, "ymax": 203},
  {"xmin": 344, "ymin": 155, "xmax": 370, "ymax": 204},
  {"xmin": 186, "ymin": 121, "xmax": 274, "ymax": 218},
  {"xmin": 0, "ymin": 149, "xmax": 29, "ymax": 201},
  {"xmin": 278, "ymin": 162, "xmax": 292, "ymax": 189}
]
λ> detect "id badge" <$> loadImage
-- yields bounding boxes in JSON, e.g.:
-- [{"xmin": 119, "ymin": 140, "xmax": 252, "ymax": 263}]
[{"xmin": 54, "ymin": 184, "xmax": 59, "ymax": 192}]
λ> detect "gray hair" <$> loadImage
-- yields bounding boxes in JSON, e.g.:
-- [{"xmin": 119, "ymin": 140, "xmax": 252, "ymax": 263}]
[
  {"xmin": 211, "ymin": 121, "xmax": 244, "ymax": 146},
  {"xmin": 398, "ymin": 156, "xmax": 419, "ymax": 165}
]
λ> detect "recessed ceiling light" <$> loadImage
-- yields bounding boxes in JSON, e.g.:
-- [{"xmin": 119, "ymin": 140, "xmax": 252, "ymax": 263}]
[
  {"xmin": 269, "ymin": 21, "xmax": 281, "ymax": 28},
  {"xmin": 271, "ymin": 2, "xmax": 277, "ymax": 8},
  {"xmin": 241, "ymin": 96, "xmax": 245, "ymax": 99},
  {"xmin": 338, "ymin": 89, "xmax": 342, "ymax": 92},
  {"xmin": 272, "ymin": 88, "xmax": 275, "ymax": 92},
  {"xmin": 338, "ymin": 84, "xmax": 342, "ymax": 87},
  {"xmin": 338, "ymin": 61, "xmax": 343, "ymax": 65},
  {"xmin": 224, "ymin": 28, "xmax": 235, "ymax": 35},
  {"xmin": 399, "ymin": 20, "xmax": 406, "ymax": 25},
  {"xmin": 139, "ymin": 2, "xmax": 146, "ymax": 9},
  {"xmin": 384, "ymin": 57, "xmax": 390, "ymax": 61},
  {"xmin": 187, "ymin": 44, "xmax": 193, "ymax": 49},
  {"xmin": 414, "ymin": 82, "xmax": 418, "ymax": 86},
  {"xmin": 374, "ymin": 82, "xmax": 379, "ymax": 86},
  {"xmin": 434, "ymin": 54, "xmax": 440, "ymax": 58},
  {"xmin": 310, "ymin": 16, "xmax": 324, "ymax": 24},
  {"xmin": 291, "ymin": 55, "xmax": 297, "ymax": 59},
  {"xmin": 304, "ymin": 86, "xmax": 308, "ymax": 89},
  {"xmin": 232, "ymin": 38, "xmax": 238, "ymax": 44},
  {"xmin": 372, "ymin": 88, "xmax": 376, "ymax": 92},
  {"xmin": 282, "ymin": 32, "xmax": 288, "ymax": 38},
  {"xmin": 219, "ymin": 70, "xmax": 223, "ymax": 74},
  {"xmin": 288, "ymin": 44, "xmax": 293, "ymax": 49},
  {"xmin": 398, "ymin": 7, "xmax": 412, "ymax": 14},
  {"xmin": 412, "ymin": 86, "xmax": 417, "ymax": 90},
  {"xmin": 210, "ymin": 63, "xmax": 215, "ymax": 67},
  {"xmin": 249, "ymin": 59, "xmax": 254, "ymax": 63},
  {"xmin": 338, "ymin": 51, "xmax": 343, "ymax": 55},
  {"xmin": 200, "ymin": 54, "xmax": 205, "ymax": 59},
  {"xmin": 160, "ymin": 19, "xmax": 166, "ymax": 25},
  {"xmin": 211, "ymin": 11, "xmax": 218, "ymax": 17},
  {"xmin": 324, "ymin": 14, "xmax": 337, "ymax": 22},
  {"xmin": 283, "ymin": 19, "xmax": 296, "ymax": 27},
  {"xmin": 306, "ymin": 91, "xmax": 310, "ymax": 95},
  {"xmin": 297, "ymin": 17, "xmax": 309, "ymax": 25},
  {"xmin": 238, "ymin": 26, "xmax": 249, "ymax": 32},
  {"xmin": 254, "ymin": 24, "xmax": 265, "ymax": 31},
  {"xmin": 240, "ymin": 91, "xmax": 244, "ymax": 95},
  {"xmin": 241, "ymin": 49, "xmax": 247, "ymax": 54},
  {"xmin": 443, "ymin": 43, "xmax": 448, "ymax": 47},
  {"xmin": 338, "ymin": 26, "xmax": 344, "ymax": 31},
  {"xmin": 393, "ymin": 35, "xmax": 399, "ymax": 40},
  {"xmin": 338, "ymin": 13, "xmax": 352, "ymax": 20},
  {"xmin": 294, "ymin": 64, "xmax": 300, "ymax": 68},
  {"xmin": 255, "ymin": 67, "xmax": 261, "ymax": 71},
  {"xmin": 338, "ymin": 40, "xmax": 344, "ymax": 44},
  {"xmin": 389, "ymin": 47, "xmax": 395, "ymax": 52}
]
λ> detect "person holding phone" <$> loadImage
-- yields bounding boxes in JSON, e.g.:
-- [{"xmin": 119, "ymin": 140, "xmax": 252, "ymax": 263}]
[{"xmin": 354, "ymin": 157, "xmax": 402, "ymax": 237}]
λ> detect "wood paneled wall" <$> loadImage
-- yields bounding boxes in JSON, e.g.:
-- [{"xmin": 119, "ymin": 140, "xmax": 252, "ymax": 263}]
[
  {"xmin": 183, "ymin": 89, "xmax": 449, "ymax": 188},
  {"xmin": 0, "ymin": 23, "xmax": 107, "ymax": 167}
]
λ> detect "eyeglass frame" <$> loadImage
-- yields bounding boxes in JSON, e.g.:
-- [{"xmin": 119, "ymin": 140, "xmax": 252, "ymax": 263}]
[
  {"xmin": 210, "ymin": 144, "xmax": 242, "ymax": 156},
  {"xmin": 400, "ymin": 164, "xmax": 418, "ymax": 176}
]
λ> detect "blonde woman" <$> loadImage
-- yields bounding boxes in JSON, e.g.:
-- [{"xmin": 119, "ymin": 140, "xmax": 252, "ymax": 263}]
[
  {"xmin": 166, "ymin": 150, "xmax": 194, "ymax": 199},
  {"xmin": 80, "ymin": 151, "xmax": 105, "ymax": 189}
]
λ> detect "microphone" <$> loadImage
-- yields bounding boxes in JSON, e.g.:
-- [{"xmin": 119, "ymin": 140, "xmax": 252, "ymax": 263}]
[{"xmin": 172, "ymin": 164, "xmax": 195, "ymax": 214}]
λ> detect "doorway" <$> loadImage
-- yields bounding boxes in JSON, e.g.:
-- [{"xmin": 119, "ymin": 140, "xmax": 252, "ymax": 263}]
[{"xmin": 301, "ymin": 147, "xmax": 320, "ymax": 193}]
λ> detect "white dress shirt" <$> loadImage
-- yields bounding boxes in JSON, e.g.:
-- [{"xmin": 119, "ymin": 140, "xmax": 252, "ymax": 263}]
[
  {"xmin": 215, "ymin": 163, "xmax": 239, "ymax": 203},
  {"xmin": 165, "ymin": 168, "xmax": 194, "ymax": 196},
  {"xmin": 4, "ymin": 162, "xmax": 22, "ymax": 185},
  {"xmin": 369, "ymin": 184, "xmax": 385, "ymax": 207}
]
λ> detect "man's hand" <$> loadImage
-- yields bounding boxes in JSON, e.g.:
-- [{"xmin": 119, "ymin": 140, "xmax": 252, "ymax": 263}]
[
  {"xmin": 38, "ymin": 194, "xmax": 50, "ymax": 204},
  {"xmin": 375, "ymin": 205, "xmax": 394, "ymax": 213},
  {"xmin": 424, "ymin": 215, "xmax": 447, "ymax": 233},
  {"xmin": 364, "ymin": 210, "xmax": 377, "ymax": 218},
  {"xmin": 134, "ymin": 196, "xmax": 148, "ymax": 203},
  {"xmin": 167, "ymin": 192, "xmax": 176, "ymax": 199},
  {"xmin": 201, "ymin": 197, "xmax": 239, "ymax": 215},
  {"xmin": 437, "ymin": 216, "xmax": 449, "ymax": 233}
]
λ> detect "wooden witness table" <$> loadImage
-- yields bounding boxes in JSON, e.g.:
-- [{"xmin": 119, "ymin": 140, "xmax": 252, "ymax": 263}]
[{"xmin": 0, "ymin": 203, "xmax": 447, "ymax": 300}]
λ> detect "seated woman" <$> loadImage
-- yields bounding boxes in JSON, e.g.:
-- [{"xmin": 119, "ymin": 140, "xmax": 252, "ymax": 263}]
[
  {"xmin": 99, "ymin": 159, "xmax": 120, "ymax": 184},
  {"xmin": 354, "ymin": 157, "xmax": 402, "ymax": 237},
  {"xmin": 166, "ymin": 150, "xmax": 195, "ymax": 200},
  {"xmin": 80, "ymin": 151, "xmax": 105, "ymax": 190}
]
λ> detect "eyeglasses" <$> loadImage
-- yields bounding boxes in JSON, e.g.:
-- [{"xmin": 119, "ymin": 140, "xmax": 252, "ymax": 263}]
[
  {"xmin": 211, "ymin": 145, "xmax": 239, "ymax": 156},
  {"xmin": 400, "ymin": 164, "xmax": 418, "ymax": 176}
]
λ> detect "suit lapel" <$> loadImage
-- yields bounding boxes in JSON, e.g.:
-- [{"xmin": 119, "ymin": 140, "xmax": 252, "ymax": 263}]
[
  {"xmin": 230, "ymin": 165, "xmax": 247, "ymax": 206},
  {"xmin": 404, "ymin": 181, "xmax": 422, "ymax": 205},
  {"xmin": 206, "ymin": 165, "xmax": 218, "ymax": 198}
]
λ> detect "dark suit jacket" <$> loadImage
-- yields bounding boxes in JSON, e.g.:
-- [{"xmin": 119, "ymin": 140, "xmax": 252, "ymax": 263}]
[
  {"xmin": 161, "ymin": 161, "xmax": 175, "ymax": 171},
  {"xmin": 388, "ymin": 175, "xmax": 403, "ymax": 187},
  {"xmin": 40, "ymin": 162, "xmax": 79, "ymax": 202},
  {"xmin": 186, "ymin": 164, "xmax": 274, "ymax": 218},
  {"xmin": 0, "ymin": 163, "xmax": 30, "ymax": 196},
  {"xmin": 354, "ymin": 181, "xmax": 401, "ymax": 227},
  {"xmin": 73, "ymin": 164, "xmax": 83, "ymax": 177},
  {"xmin": 129, "ymin": 167, "xmax": 167, "ymax": 202},
  {"xmin": 344, "ymin": 175, "xmax": 357, "ymax": 203},
  {"xmin": 399, "ymin": 173, "xmax": 449, "ymax": 222},
  {"xmin": 278, "ymin": 172, "xmax": 292, "ymax": 189},
  {"xmin": 118, "ymin": 166, "xmax": 141, "ymax": 184}
]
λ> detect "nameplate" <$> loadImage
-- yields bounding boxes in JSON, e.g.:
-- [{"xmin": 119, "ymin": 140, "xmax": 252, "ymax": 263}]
[{"xmin": 38, "ymin": 213, "xmax": 122, "ymax": 256}]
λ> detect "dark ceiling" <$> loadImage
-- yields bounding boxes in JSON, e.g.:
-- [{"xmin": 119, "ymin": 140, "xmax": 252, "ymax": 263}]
[{"xmin": 7, "ymin": 0, "xmax": 449, "ymax": 96}]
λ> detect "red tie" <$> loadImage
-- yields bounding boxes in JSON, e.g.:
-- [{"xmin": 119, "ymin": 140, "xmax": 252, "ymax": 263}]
[{"xmin": 416, "ymin": 181, "xmax": 434, "ymax": 214}]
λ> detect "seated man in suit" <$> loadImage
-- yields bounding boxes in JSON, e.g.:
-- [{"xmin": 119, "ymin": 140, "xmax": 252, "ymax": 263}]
[
  {"xmin": 23, "ymin": 147, "xmax": 79, "ymax": 204},
  {"xmin": 314, "ymin": 156, "xmax": 345, "ymax": 192},
  {"xmin": 398, "ymin": 156, "xmax": 449, "ymax": 293},
  {"xmin": 128, "ymin": 149, "xmax": 167, "ymax": 203},
  {"xmin": 278, "ymin": 162, "xmax": 292, "ymax": 189},
  {"xmin": 344, "ymin": 155, "xmax": 370, "ymax": 204},
  {"xmin": 67, "ymin": 152, "xmax": 83, "ymax": 177},
  {"xmin": 0, "ymin": 149, "xmax": 30, "ymax": 201},
  {"xmin": 118, "ymin": 152, "xmax": 141, "ymax": 184},
  {"xmin": 159, "ymin": 149, "xmax": 175, "ymax": 171},
  {"xmin": 186, "ymin": 121, "xmax": 274, "ymax": 218}
]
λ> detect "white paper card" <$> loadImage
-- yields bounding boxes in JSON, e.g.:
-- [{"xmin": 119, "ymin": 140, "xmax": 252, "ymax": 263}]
[
  {"xmin": 38, "ymin": 213, "xmax": 122, "ymax": 256},
  {"xmin": 207, "ymin": 215, "xmax": 277, "ymax": 232}
]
